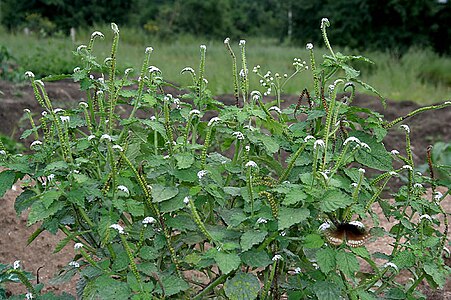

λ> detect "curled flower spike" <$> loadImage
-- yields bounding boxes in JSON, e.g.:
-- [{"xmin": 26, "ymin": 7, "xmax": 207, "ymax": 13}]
[
  {"xmin": 294, "ymin": 267, "xmax": 301, "ymax": 274},
  {"xmin": 383, "ymin": 262, "xmax": 399, "ymax": 272},
  {"xmin": 23, "ymin": 108, "xmax": 31, "ymax": 113},
  {"xmin": 25, "ymin": 292, "xmax": 33, "ymax": 300},
  {"xmin": 117, "ymin": 185, "xmax": 130, "ymax": 196},
  {"xmin": 245, "ymin": 145, "xmax": 250, "ymax": 152},
  {"xmin": 402, "ymin": 165, "xmax": 413, "ymax": 171},
  {"xmin": 35, "ymin": 80, "xmax": 45, "ymax": 87},
  {"xmin": 272, "ymin": 254, "xmax": 283, "ymax": 261},
  {"xmin": 400, "ymin": 124, "xmax": 410, "ymax": 134},
  {"xmin": 257, "ymin": 218, "xmax": 268, "ymax": 224},
  {"xmin": 319, "ymin": 172, "xmax": 329, "ymax": 180},
  {"xmin": 389, "ymin": 171, "xmax": 398, "ymax": 176},
  {"xmin": 245, "ymin": 161, "xmax": 258, "ymax": 168},
  {"xmin": 313, "ymin": 139, "xmax": 325, "ymax": 149},
  {"xmin": 73, "ymin": 67, "xmax": 81, "ymax": 73},
  {"xmin": 280, "ymin": 231, "xmax": 286, "ymax": 236},
  {"xmin": 207, "ymin": 117, "xmax": 221, "ymax": 127},
  {"xmin": 360, "ymin": 143, "xmax": 371, "ymax": 151},
  {"xmin": 47, "ymin": 174, "xmax": 55, "ymax": 181},
  {"xmin": 145, "ymin": 47, "xmax": 153, "ymax": 54},
  {"xmin": 87, "ymin": 135, "xmax": 96, "ymax": 141},
  {"xmin": 142, "ymin": 217, "xmax": 156, "ymax": 225},
  {"xmin": 419, "ymin": 214, "xmax": 432, "ymax": 222},
  {"xmin": 13, "ymin": 260, "xmax": 20, "ymax": 269},
  {"xmin": 351, "ymin": 183, "xmax": 358, "ymax": 188},
  {"xmin": 250, "ymin": 90, "xmax": 262, "ymax": 102},
  {"xmin": 91, "ymin": 31, "xmax": 104, "ymax": 39},
  {"xmin": 124, "ymin": 68, "xmax": 133, "ymax": 75},
  {"xmin": 268, "ymin": 106, "xmax": 282, "ymax": 114},
  {"xmin": 343, "ymin": 137, "xmax": 360, "ymax": 145},
  {"xmin": 434, "ymin": 191, "xmax": 443, "ymax": 201},
  {"xmin": 79, "ymin": 102, "xmax": 88, "ymax": 108},
  {"xmin": 319, "ymin": 222, "xmax": 331, "ymax": 231},
  {"xmin": 0, "ymin": 150, "xmax": 6, "ymax": 156},
  {"xmin": 306, "ymin": 43, "xmax": 314, "ymax": 50},
  {"xmin": 224, "ymin": 37, "xmax": 230, "ymax": 44},
  {"xmin": 111, "ymin": 23, "xmax": 119, "ymax": 34},
  {"xmin": 74, "ymin": 243, "xmax": 83, "ymax": 250},
  {"xmin": 24, "ymin": 71, "xmax": 35, "ymax": 78},
  {"xmin": 69, "ymin": 261, "xmax": 80, "ymax": 268},
  {"xmin": 444, "ymin": 247, "xmax": 450, "ymax": 257},
  {"xmin": 110, "ymin": 224, "xmax": 125, "ymax": 234},
  {"xmin": 200, "ymin": 44, "xmax": 207, "ymax": 51},
  {"xmin": 358, "ymin": 168, "xmax": 366, "ymax": 174},
  {"xmin": 148, "ymin": 66, "xmax": 161, "ymax": 74},
  {"xmin": 112, "ymin": 144, "xmax": 123, "ymax": 152},
  {"xmin": 321, "ymin": 18, "xmax": 330, "ymax": 29},
  {"xmin": 60, "ymin": 116, "xmax": 70, "ymax": 123},
  {"xmin": 239, "ymin": 39, "xmax": 246, "ymax": 46},
  {"xmin": 30, "ymin": 140, "xmax": 42, "ymax": 148},
  {"xmin": 100, "ymin": 134, "xmax": 112, "ymax": 142},
  {"xmin": 197, "ymin": 170, "xmax": 208, "ymax": 180},
  {"xmin": 77, "ymin": 45, "xmax": 87, "ymax": 53},
  {"xmin": 390, "ymin": 149, "xmax": 399, "ymax": 155},
  {"xmin": 181, "ymin": 67, "xmax": 195, "ymax": 75},
  {"xmin": 413, "ymin": 183, "xmax": 423, "ymax": 189},
  {"xmin": 304, "ymin": 135, "xmax": 316, "ymax": 143},
  {"xmin": 232, "ymin": 131, "xmax": 245, "ymax": 140},
  {"xmin": 183, "ymin": 196, "xmax": 190, "ymax": 204},
  {"xmin": 53, "ymin": 108, "xmax": 65, "ymax": 114},
  {"xmin": 189, "ymin": 109, "xmax": 201, "ymax": 116}
]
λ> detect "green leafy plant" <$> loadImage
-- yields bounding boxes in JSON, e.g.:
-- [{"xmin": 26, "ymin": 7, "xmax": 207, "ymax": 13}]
[{"xmin": 1, "ymin": 20, "xmax": 450, "ymax": 299}]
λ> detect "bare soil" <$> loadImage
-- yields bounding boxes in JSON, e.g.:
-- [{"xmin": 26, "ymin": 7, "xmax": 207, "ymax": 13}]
[{"xmin": 0, "ymin": 80, "xmax": 450, "ymax": 298}]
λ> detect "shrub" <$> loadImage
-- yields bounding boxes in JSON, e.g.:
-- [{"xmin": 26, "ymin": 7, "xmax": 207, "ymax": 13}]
[{"xmin": 0, "ymin": 20, "xmax": 450, "ymax": 299}]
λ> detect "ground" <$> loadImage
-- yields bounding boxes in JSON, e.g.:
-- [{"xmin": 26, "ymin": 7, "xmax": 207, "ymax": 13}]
[{"xmin": 0, "ymin": 79, "xmax": 450, "ymax": 298}]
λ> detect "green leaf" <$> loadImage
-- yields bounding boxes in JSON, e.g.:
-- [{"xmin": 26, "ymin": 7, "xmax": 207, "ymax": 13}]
[
  {"xmin": 336, "ymin": 250, "xmax": 359, "ymax": 278},
  {"xmin": 28, "ymin": 199, "xmax": 65, "ymax": 225},
  {"xmin": 219, "ymin": 208, "xmax": 248, "ymax": 227},
  {"xmin": 139, "ymin": 246, "xmax": 158, "ymax": 260},
  {"xmin": 14, "ymin": 189, "xmax": 38, "ymax": 216},
  {"xmin": 278, "ymin": 207, "xmax": 310, "ymax": 230},
  {"xmin": 213, "ymin": 251, "xmax": 241, "ymax": 274},
  {"xmin": 316, "ymin": 248, "xmax": 336, "ymax": 274},
  {"xmin": 392, "ymin": 250, "xmax": 416, "ymax": 269},
  {"xmin": 112, "ymin": 251, "xmax": 129, "ymax": 272},
  {"xmin": 353, "ymin": 132, "xmax": 392, "ymax": 171},
  {"xmin": 320, "ymin": 189, "xmax": 353, "ymax": 213},
  {"xmin": 174, "ymin": 152, "xmax": 194, "ymax": 169},
  {"xmin": 126, "ymin": 200, "xmax": 144, "ymax": 217},
  {"xmin": 157, "ymin": 275, "xmax": 189, "ymax": 297},
  {"xmin": 240, "ymin": 250, "xmax": 272, "ymax": 268},
  {"xmin": 0, "ymin": 170, "xmax": 16, "ymax": 198},
  {"xmin": 423, "ymin": 261, "xmax": 446, "ymax": 288},
  {"xmin": 303, "ymin": 233, "xmax": 324, "ymax": 249},
  {"xmin": 313, "ymin": 281, "xmax": 342, "ymax": 300},
  {"xmin": 224, "ymin": 272, "xmax": 260, "ymax": 300},
  {"xmin": 240, "ymin": 230, "xmax": 267, "ymax": 251},
  {"xmin": 82, "ymin": 275, "xmax": 130, "ymax": 299},
  {"xmin": 283, "ymin": 189, "xmax": 307, "ymax": 206},
  {"xmin": 151, "ymin": 184, "xmax": 179, "ymax": 202}
]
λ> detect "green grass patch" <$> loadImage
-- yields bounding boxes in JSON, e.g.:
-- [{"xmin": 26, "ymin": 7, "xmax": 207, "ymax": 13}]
[{"xmin": 1, "ymin": 25, "xmax": 450, "ymax": 104}]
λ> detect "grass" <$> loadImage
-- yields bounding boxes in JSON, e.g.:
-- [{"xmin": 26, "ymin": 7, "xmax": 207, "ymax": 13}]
[{"xmin": 1, "ymin": 25, "xmax": 450, "ymax": 104}]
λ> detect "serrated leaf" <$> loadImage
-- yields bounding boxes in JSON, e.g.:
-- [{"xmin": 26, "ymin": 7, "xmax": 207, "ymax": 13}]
[
  {"xmin": 320, "ymin": 189, "xmax": 353, "ymax": 213},
  {"xmin": 157, "ymin": 275, "xmax": 189, "ymax": 297},
  {"xmin": 151, "ymin": 184, "xmax": 179, "ymax": 202},
  {"xmin": 28, "ymin": 199, "xmax": 65, "ymax": 225},
  {"xmin": 126, "ymin": 200, "xmax": 144, "ymax": 217},
  {"xmin": 423, "ymin": 261, "xmax": 446, "ymax": 288},
  {"xmin": 392, "ymin": 250, "xmax": 416, "ymax": 269},
  {"xmin": 14, "ymin": 189, "xmax": 38, "ymax": 216},
  {"xmin": 213, "ymin": 251, "xmax": 241, "ymax": 274},
  {"xmin": 240, "ymin": 250, "xmax": 272, "ymax": 268},
  {"xmin": 313, "ymin": 281, "xmax": 342, "ymax": 300},
  {"xmin": 240, "ymin": 230, "xmax": 267, "ymax": 251},
  {"xmin": 283, "ymin": 189, "xmax": 307, "ymax": 206},
  {"xmin": 352, "ymin": 132, "xmax": 392, "ymax": 171},
  {"xmin": 303, "ymin": 233, "xmax": 324, "ymax": 249},
  {"xmin": 224, "ymin": 272, "xmax": 260, "ymax": 300},
  {"xmin": 112, "ymin": 251, "xmax": 129, "ymax": 272},
  {"xmin": 316, "ymin": 248, "xmax": 336, "ymax": 274},
  {"xmin": 336, "ymin": 250, "xmax": 359, "ymax": 278},
  {"xmin": 219, "ymin": 208, "xmax": 248, "ymax": 227},
  {"xmin": 175, "ymin": 152, "xmax": 194, "ymax": 169},
  {"xmin": 82, "ymin": 275, "xmax": 130, "ymax": 299},
  {"xmin": 278, "ymin": 207, "xmax": 309, "ymax": 230},
  {"xmin": 0, "ymin": 170, "xmax": 16, "ymax": 198}
]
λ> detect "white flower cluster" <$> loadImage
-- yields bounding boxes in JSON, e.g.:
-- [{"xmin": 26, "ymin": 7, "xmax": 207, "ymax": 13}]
[
  {"xmin": 110, "ymin": 224, "xmax": 125, "ymax": 234},
  {"xmin": 258, "ymin": 71, "xmax": 273, "ymax": 96},
  {"xmin": 293, "ymin": 58, "xmax": 308, "ymax": 71}
]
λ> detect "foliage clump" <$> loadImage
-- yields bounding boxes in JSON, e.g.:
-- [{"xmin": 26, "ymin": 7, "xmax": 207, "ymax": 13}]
[{"xmin": 0, "ymin": 21, "xmax": 450, "ymax": 299}]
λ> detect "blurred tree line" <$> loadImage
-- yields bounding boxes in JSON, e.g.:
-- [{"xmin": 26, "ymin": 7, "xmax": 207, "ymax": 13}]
[{"xmin": 1, "ymin": 0, "xmax": 450, "ymax": 54}]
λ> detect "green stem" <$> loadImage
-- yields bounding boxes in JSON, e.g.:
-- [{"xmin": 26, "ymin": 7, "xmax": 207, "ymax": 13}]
[
  {"xmin": 193, "ymin": 273, "xmax": 230, "ymax": 300},
  {"xmin": 384, "ymin": 102, "xmax": 451, "ymax": 129}
]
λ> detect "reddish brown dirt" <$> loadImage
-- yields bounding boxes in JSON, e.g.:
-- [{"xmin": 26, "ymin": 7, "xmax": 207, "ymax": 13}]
[{"xmin": 0, "ymin": 80, "xmax": 450, "ymax": 298}]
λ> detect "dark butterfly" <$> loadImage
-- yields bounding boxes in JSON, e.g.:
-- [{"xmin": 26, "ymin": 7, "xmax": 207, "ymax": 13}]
[{"xmin": 319, "ymin": 221, "xmax": 370, "ymax": 248}]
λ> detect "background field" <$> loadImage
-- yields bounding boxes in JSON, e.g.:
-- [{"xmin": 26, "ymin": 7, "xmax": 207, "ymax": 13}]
[{"xmin": 1, "ymin": 25, "xmax": 451, "ymax": 104}]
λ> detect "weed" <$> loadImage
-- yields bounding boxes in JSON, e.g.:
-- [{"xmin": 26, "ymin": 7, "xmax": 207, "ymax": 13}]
[{"xmin": 0, "ymin": 21, "xmax": 450, "ymax": 299}]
